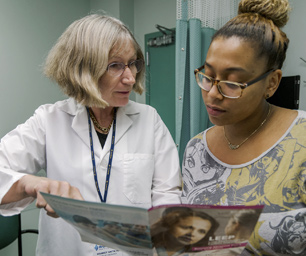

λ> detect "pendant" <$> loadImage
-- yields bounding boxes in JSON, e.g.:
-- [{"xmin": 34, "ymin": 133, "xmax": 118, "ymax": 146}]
[
  {"xmin": 100, "ymin": 127, "xmax": 109, "ymax": 133},
  {"xmin": 228, "ymin": 143, "xmax": 240, "ymax": 150}
]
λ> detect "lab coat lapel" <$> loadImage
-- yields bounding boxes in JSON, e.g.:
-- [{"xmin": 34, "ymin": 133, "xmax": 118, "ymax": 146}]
[
  {"xmin": 114, "ymin": 107, "xmax": 133, "ymax": 145},
  {"xmin": 70, "ymin": 104, "xmax": 103, "ymax": 158},
  {"xmin": 100, "ymin": 102, "xmax": 137, "ymax": 159}
]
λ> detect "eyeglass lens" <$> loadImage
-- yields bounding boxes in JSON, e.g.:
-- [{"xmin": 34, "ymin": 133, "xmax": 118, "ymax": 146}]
[
  {"xmin": 196, "ymin": 73, "xmax": 241, "ymax": 98},
  {"xmin": 108, "ymin": 60, "xmax": 143, "ymax": 77}
]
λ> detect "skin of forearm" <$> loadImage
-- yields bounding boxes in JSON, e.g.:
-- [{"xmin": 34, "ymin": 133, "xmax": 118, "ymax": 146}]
[{"xmin": 1, "ymin": 176, "xmax": 30, "ymax": 204}]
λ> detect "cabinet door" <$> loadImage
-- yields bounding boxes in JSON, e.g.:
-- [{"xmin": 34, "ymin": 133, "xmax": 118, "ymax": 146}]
[{"xmin": 145, "ymin": 30, "xmax": 175, "ymax": 140}]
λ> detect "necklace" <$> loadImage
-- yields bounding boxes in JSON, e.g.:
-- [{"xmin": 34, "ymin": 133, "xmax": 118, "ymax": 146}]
[
  {"xmin": 224, "ymin": 104, "xmax": 271, "ymax": 150},
  {"xmin": 88, "ymin": 108, "xmax": 114, "ymax": 134}
]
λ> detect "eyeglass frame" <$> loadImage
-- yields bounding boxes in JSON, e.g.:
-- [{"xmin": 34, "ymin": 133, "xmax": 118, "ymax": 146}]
[
  {"xmin": 106, "ymin": 59, "xmax": 144, "ymax": 77},
  {"xmin": 194, "ymin": 65, "xmax": 275, "ymax": 99}
]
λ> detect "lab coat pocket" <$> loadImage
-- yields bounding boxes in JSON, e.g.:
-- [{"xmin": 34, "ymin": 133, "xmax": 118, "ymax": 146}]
[{"xmin": 123, "ymin": 154, "xmax": 154, "ymax": 204}]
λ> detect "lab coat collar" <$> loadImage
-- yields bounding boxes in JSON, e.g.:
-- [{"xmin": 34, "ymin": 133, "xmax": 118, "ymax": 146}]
[
  {"xmin": 59, "ymin": 98, "xmax": 139, "ymax": 157},
  {"xmin": 105, "ymin": 101, "xmax": 140, "ymax": 155}
]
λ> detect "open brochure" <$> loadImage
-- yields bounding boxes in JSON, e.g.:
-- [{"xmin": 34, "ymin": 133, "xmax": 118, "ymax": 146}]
[{"xmin": 41, "ymin": 193, "xmax": 264, "ymax": 256}]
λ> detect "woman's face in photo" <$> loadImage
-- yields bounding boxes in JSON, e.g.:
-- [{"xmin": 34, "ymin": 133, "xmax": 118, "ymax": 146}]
[
  {"xmin": 170, "ymin": 216, "xmax": 212, "ymax": 245},
  {"xmin": 224, "ymin": 217, "xmax": 238, "ymax": 236}
]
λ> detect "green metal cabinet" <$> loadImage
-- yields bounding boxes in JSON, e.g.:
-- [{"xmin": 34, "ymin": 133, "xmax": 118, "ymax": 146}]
[{"xmin": 145, "ymin": 29, "xmax": 176, "ymax": 141}]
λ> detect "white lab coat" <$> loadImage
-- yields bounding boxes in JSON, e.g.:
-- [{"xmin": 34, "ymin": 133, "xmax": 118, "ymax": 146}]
[{"xmin": 0, "ymin": 98, "xmax": 181, "ymax": 256}]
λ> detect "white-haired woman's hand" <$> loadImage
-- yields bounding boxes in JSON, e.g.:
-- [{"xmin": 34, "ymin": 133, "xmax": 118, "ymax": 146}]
[{"xmin": 2, "ymin": 174, "xmax": 84, "ymax": 218}]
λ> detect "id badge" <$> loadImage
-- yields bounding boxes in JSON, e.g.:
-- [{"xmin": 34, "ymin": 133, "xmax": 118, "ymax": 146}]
[{"xmin": 93, "ymin": 245, "xmax": 123, "ymax": 256}]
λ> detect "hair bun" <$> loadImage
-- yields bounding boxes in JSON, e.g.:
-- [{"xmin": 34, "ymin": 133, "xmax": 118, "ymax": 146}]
[{"xmin": 238, "ymin": 0, "xmax": 290, "ymax": 27}]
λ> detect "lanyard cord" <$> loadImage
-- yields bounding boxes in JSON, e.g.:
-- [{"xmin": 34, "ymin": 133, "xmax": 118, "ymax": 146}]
[{"xmin": 86, "ymin": 107, "xmax": 117, "ymax": 203}]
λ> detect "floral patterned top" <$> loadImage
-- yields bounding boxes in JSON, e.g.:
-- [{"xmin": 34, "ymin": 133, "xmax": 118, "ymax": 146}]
[{"xmin": 182, "ymin": 110, "xmax": 306, "ymax": 255}]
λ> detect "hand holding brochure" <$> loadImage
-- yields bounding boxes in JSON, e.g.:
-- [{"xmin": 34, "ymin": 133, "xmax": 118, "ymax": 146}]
[{"xmin": 41, "ymin": 192, "xmax": 263, "ymax": 256}]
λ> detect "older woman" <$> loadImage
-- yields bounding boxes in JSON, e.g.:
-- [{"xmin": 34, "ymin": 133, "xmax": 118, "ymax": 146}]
[{"xmin": 0, "ymin": 14, "xmax": 181, "ymax": 255}]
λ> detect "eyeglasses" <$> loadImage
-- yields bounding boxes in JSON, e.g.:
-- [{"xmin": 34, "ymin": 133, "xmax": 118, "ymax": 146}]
[
  {"xmin": 107, "ymin": 59, "xmax": 144, "ymax": 77},
  {"xmin": 194, "ymin": 65, "xmax": 275, "ymax": 99}
]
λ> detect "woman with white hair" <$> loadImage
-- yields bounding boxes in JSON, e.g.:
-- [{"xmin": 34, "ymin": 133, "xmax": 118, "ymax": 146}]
[{"xmin": 0, "ymin": 14, "xmax": 181, "ymax": 255}]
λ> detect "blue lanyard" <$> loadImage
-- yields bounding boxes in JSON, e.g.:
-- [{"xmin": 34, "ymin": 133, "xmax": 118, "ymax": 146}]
[{"xmin": 86, "ymin": 107, "xmax": 117, "ymax": 203}]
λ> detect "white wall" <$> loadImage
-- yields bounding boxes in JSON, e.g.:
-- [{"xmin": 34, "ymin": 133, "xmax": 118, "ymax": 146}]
[
  {"xmin": 0, "ymin": 1, "xmax": 90, "ymax": 255},
  {"xmin": 0, "ymin": 0, "xmax": 90, "ymax": 137},
  {"xmin": 282, "ymin": 0, "xmax": 306, "ymax": 110},
  {"xmin": 89, "ymin": 0, "xmax": 134, "ymax": 30}
]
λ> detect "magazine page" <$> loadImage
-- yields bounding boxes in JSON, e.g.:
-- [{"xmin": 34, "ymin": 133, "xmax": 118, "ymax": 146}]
[
  {"xmin": 148, "ymin": 204, "xmax": 264, "ymax": 256},
  {"xmin": 41, "ymin": 193, "xmax": 264, "ymax": 256},
  {"xmin": 41, "ymin": 193, "xmax": 154, "ymax": 256}
]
